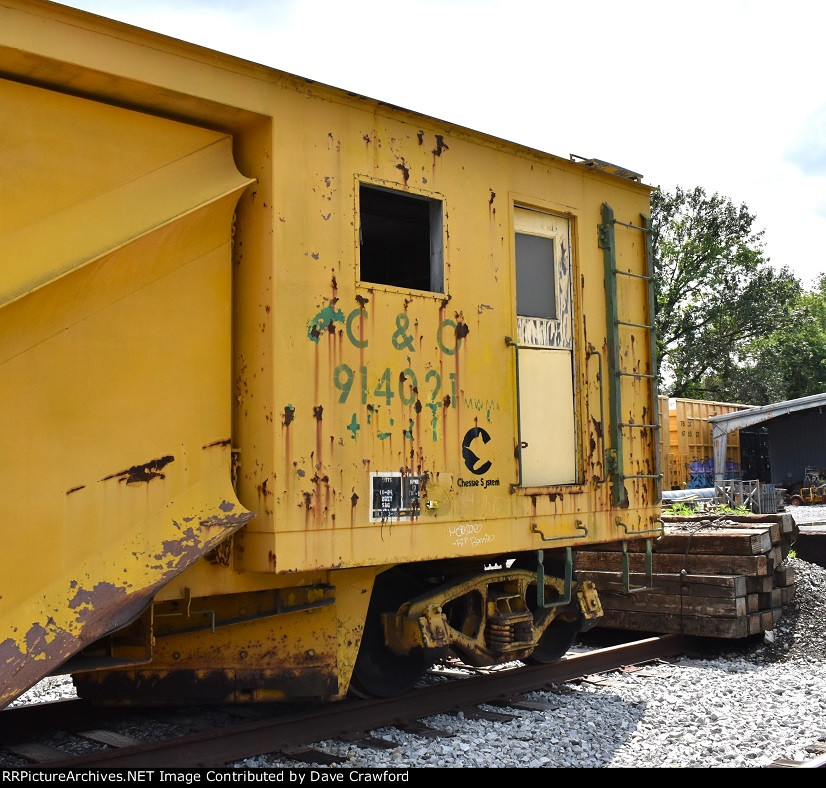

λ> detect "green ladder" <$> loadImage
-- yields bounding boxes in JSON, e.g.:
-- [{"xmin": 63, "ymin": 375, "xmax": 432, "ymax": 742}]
[{"xmin": 598, "ymin": 203, "xmax": 663, "ymax": 590}]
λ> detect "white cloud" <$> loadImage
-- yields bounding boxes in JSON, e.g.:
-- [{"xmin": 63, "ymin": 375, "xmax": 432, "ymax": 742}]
[
  {"xmin": 58, "ymin": 0, "xmax": 826, "ymax": 287},
  {"xmin": 787, "ymin": 104, "xmax": 826, "ymax": 180}
]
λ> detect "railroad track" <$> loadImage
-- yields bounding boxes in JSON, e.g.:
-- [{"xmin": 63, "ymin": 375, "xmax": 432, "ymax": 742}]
[
  {"xmin": 769, "ymin": 742, "xmax": 826, "ymax": 768},
  {"xmin": 1, "ymin": 635, "xmax": 684, "ymax": 769}
]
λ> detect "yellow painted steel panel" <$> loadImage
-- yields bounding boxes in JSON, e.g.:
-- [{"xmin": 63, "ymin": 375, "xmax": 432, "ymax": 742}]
[
  {"xmin": 518, "ymin": 348, "xmax": 577, "ymax": 485},
  {"xmin": 0, "ymin": 0, "xmax": 663, "ymax": 706},
  {"xmin": 0, "ymin": 79, "xmax": 250, "ymax": 307},
  {"xmin": 0, "ymin": 78, "xmax": 254, "ymax": 707}
]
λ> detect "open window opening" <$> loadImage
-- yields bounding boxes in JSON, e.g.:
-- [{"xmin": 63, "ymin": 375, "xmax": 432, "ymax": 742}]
[{"xmin": 358, "ymin": 183, "xmax": 444, "ymax": 293}]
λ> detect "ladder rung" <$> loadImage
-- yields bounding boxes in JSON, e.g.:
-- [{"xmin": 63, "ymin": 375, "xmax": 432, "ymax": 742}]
[
  {"xmin": 614, "ymin": 269, "xmax": 652, "ymax": 281},
  {"xmin": 612, "ymin": 219, "xmax": 650, "ymax": 232},
  {"xmin": 622, "ymin": 474, "xmax": 663, "ymax": 480},
  {"xmin": 619, "ymin": 423, "xmax": 659, "ymax": 429},
  {"xmin": 617, "ymin": 319, "xmax": 654, "ymax": 330},
  {"xmin": 618, "ymin": 371, "xmax": 656, "ymax": 379}
]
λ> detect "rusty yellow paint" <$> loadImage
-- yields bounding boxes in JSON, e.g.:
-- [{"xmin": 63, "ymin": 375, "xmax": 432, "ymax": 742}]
[
  {"xmin": 1, "ymin": 1, "xmax": 657, "ymax": 567},
  {"xmin": 329, "ymin": 566, "xmax": 382, "ymax": 696},
  {"xmin": 74, "ymin": 566, "xmax": 380, "ymax": 703},
  {"xmin": 380, "ymin": 568, "xmax": 604, "ymax": 666},
  {"xmin": 0, "ymin": 0, "xmax": 661, "ymax": 706},
  {"xmin": 0, "ymin": 74, "xmax": 253, "ymax": 707}
]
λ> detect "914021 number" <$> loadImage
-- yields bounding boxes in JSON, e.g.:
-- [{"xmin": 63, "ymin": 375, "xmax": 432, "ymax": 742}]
[{"xmin": 334, "ymin": 364, "xmax": 456, "ymax": 408}]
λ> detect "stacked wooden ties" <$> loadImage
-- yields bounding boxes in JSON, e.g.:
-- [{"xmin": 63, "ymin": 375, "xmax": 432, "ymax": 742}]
[{"xmin": 576, "ymin": 513, "xmax": 799, "ymax": 638}]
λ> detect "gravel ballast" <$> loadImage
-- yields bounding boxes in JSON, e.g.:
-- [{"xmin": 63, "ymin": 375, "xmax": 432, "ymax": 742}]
[
  {"xmin": 235, "ymin": 555, "xmax": 826, "ymax": 769},
  {"xmin": 9, "ymin": 514, "xmax": 826, "ymax": 769}
]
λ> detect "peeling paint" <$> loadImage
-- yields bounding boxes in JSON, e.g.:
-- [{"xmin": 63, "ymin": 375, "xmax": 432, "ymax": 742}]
[
  {"xmin": 203, "ymin": 439, "xmax": 232, "ymax": 449},
  {"xmin": 395, "ymin": 162, "xmax": 410, "ymax": 185},
  {"xmin": 68, "ymin": 581, "xmax": 127, "ymax": 615},
  {"xmin": 101, "ymin": 455, "xmax": 174, "ymax": 484},
  {"xmin": 156, "ymin": 527, "xmax": 200, "ymax": 560},
  {"xmin": 307, "ymin": 305, "xmax": 344, "ymax": 343}
]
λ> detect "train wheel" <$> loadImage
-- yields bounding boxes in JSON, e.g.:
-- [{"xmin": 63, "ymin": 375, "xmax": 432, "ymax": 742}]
[
  {"xmin": 513, "ymin": 552, "xmax": 582, "ymax": 664},
  {"xmin": 527, "ymin": 615, "xmax": 582, "ymax": 663},
  {"xmin": 349, "ymin": 568, "xmax": 437, "ymax": 698},
  {"xmin": 790, "ymin": 495, "xmax": 803, "ymax": 506}
]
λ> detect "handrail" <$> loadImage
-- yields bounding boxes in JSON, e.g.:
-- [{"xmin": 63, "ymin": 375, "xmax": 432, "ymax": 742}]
[
  {"xmin": 528, "ymin": 547, "xmax": 574, "ymax": 610},
  {"xmin": 586, "ymin": 345, "xmax": 605, "ymax": 486},
  {"xmin": 617, "ymin": 518, "xmax": 664, "ymax": 592},
  {"xmin": 505, "ymin": 336, "xmax": 524, "ymax": 490}
]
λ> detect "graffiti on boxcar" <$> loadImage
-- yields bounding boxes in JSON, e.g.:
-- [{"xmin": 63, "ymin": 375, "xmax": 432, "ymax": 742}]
[{"xmin": 447, "ymin": 522, "xmax": 495, "ymax": 549}]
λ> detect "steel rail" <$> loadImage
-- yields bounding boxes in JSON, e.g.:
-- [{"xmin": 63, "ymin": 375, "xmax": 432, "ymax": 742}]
[{"xmin": 32, "ymin": 634, "xmax": 685, "ymax": 768}]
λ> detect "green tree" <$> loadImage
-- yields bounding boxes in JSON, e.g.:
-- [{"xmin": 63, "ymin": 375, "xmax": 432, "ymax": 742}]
[
  {"xmin": 651, "ymin": 186, "xmax": 801, "ymax": 402},
  {"xmin": 707, "ymin": 273, "xmax": 826, "ymax": 403}
]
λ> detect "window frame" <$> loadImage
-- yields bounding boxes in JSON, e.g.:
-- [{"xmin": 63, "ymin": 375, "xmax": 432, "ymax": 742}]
[{"xmin": 355, "ymin": 176, "xmax": 447, "ymax": 298}]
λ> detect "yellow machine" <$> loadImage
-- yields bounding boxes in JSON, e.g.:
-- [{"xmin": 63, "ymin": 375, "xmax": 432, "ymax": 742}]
[
  {"xmin": 789, "ymin": 485, "xmax": 826, "ymax": 506},
  {"xmin": 0, "ymin": 0, "xmax": 662, "ymax": 709}
]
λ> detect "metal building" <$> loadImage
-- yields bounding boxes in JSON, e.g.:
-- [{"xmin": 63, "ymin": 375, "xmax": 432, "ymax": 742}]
[{"xmin": 710, "ymin": 393, "xmax": 826, "ymax": 490}]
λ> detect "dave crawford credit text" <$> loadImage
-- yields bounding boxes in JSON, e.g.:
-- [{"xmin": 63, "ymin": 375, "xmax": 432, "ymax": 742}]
[{"xmin": 1, "ymin": 772, "xmax": 410, "ymax": 783}]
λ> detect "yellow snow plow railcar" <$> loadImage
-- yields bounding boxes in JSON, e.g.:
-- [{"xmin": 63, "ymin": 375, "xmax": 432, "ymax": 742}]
[{"xmin": 0, "ymin": 0, "xmax": 662, "ymax": 709}]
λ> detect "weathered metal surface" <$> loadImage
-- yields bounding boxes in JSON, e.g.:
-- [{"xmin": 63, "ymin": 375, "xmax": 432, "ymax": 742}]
[
  {"xmin": 74, "ymin": 666, "xmax": 339, "ymax": 706},
  {"xmin": 0, "ymin": 473, "xmax": 253, "ymax": 709},
  {"xmin": 0, "ymin": 65, "xmax": 253, "ymax": 709},
  {"xmin": 383, "ymin": 568, "xmax": 600, "ymax": 665},
  {"xmin": 0, "ymin": 0, "xmax": 660, "ymax": 707},
  {"xmin": 665, "ymin": 397, "xmax": 752, "ymax": 489}
]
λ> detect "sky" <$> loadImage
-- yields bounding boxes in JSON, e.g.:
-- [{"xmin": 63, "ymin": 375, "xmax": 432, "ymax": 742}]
[{"xmin": 62, "ymin": 0, "xmax": 825, "ymax": 289}]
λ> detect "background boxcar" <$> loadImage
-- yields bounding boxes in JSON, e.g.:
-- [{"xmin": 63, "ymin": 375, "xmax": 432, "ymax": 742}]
[{"xmin": 663, "ymin": 397, "xmax": 753, "ymax": 490}]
